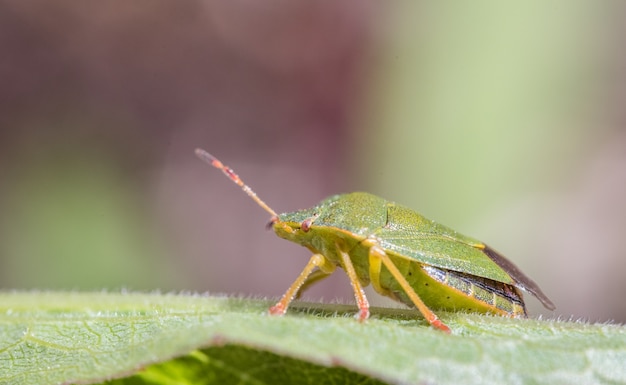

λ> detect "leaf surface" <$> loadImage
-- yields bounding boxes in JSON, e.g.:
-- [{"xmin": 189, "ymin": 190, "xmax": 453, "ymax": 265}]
[{"xmin": 0, "ymin": 291, "xmax": 624, "ymax": 385}]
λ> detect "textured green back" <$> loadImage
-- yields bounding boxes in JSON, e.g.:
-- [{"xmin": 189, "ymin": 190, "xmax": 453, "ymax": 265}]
[{"xmin": 278, "ymin": 192, "xmax": 512, "ymax": 284}]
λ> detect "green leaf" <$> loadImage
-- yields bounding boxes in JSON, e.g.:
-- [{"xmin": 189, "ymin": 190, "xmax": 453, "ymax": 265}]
[
  {"xmin": 0, "ymin": 291, "xmax": 624, "ymax": 385},
  {"xmin": 105, "ymin": 346, "xmax": 386, "ymax": 385}
]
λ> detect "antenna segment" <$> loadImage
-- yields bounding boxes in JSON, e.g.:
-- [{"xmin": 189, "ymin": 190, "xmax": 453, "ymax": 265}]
[{"xmin": 195, "ymin": 148, "xmax": 279, "ymax": 218}]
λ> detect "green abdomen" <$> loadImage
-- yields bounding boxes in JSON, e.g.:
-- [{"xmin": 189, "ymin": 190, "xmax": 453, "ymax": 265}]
[{"xmin": 380, "ymin": 257, "xmax": 527, "ymax": 317}]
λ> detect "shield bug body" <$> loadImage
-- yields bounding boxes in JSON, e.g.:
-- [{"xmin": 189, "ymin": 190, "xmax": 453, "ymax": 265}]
[{"xmin": 196, "ymin": 149, "xmax": 555, "ymax": 333}]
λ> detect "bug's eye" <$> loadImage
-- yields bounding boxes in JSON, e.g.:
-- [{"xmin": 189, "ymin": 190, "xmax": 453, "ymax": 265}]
[
  {"xmin": 301, "ymin": 213, "xmax": 318, "ymax": 233},
  {"xmin": 301, "ymin": 218, "xmax": 312, "ymax": 232}
]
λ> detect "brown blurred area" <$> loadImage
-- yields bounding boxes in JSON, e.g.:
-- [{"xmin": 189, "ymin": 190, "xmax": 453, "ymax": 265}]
[
  {"xmin": 1, "ymin": 1, "xmax": 625, "ymax": 324},
  {"xmin": 0, "ymin": 0, "xmax": 375, "ymax": 294},
  {"xmin": 0, "ymin": 1, "xmax": 371, "ymax": 162}
]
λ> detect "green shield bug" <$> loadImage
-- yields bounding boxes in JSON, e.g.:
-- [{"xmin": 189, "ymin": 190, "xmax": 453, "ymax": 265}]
[{"xmin": 196, "ymin": 148, "xmax": 555, "ymax": 333}]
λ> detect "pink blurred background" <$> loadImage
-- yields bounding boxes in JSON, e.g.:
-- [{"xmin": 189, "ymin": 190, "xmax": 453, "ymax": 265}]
[{"xmin": 1, "ymin": 1, "xmax": 625, "ymax": 323}]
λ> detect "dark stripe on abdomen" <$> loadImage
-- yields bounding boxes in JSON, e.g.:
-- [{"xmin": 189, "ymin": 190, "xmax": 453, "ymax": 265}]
[{"xmin": 422, "ymin": 265, "xmax": 527, "ymax": 316}]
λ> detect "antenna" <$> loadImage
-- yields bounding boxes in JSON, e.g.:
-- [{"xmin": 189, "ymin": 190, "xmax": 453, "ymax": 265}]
[{"xmin": 195, "ymin": 148, "xmax": 279, "ymax": 218}]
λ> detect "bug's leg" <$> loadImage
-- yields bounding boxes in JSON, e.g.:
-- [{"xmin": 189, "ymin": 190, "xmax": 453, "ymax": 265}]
[
  {"xmin": 295, "ymin": 269, "xmax": 332, "ymax": 300},
  {"xmin": 269, "ymin": 254, "xmax": 335, "ymax": 316},
  {"xmin": 336, "ymin": 241, "xmax": 370, "ymax": 321},
  {"xmin": 270, "ymin": 219, "xmax": 331, "ymax": 299},
  {"xmin": 367, "ymin": 245, "xmax": 393, "ymax": 298},
  {"xmin": 365, "ymin": 239, "xmax": 451, "ymax": 333}
]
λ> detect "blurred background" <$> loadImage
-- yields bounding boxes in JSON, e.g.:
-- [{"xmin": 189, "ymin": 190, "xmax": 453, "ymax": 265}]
[{"xmin": 1, "ymin": 1, "xmax": 625, "ymax": 322}]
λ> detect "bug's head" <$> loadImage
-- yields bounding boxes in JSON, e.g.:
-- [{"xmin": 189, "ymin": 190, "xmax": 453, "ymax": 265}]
[
  {"xmin": 271, "ymin": 192, "xmax": 388, "ymax": 243},
  {"xmin": 270, "ymin": 206, "xmax": 319, "ymax": 244}
]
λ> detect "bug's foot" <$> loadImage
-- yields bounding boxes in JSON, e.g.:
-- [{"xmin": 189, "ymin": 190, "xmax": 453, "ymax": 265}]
[
  {"xmin": 355, "ymin": 308, "xmax": 370, "ymax": 322},
  {"xmin": 431, "ymin": 319, "xmax": 451, "ymax": 334},
  {"xmin": 269, "ymin": 303, "xmax": 286, "ymax": 316}
]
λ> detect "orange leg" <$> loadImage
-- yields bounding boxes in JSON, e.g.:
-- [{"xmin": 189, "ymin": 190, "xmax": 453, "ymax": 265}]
[
  {"xmin": 269, "ymin": 254, "xmax": 335, "ymax": 316},
  {"xmin": 336, "ymin": 242, "xmax": 370, "ymax": 321},
  {"xmin": 295, "ymin": 269, "xmax": 332, "ymax": 300},
  {"xmin": 366, "ymin": 240, "xmax": 451, "ymax": 333}
]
